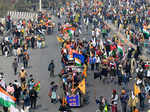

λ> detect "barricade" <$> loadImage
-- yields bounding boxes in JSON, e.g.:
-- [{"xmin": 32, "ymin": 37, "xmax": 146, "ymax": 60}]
[{"xmin": 7, "ymin": 11, "xmax": 38, "ymax": 20}]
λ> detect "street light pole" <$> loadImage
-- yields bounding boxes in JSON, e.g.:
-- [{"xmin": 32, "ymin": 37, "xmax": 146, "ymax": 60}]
[{"xmin": 39, "ymin": 0, "xmax": 42, "ymax": 11}]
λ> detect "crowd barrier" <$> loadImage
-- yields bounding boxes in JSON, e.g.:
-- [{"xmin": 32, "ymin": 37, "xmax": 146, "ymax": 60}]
[{"xmin": 7, "ymin": 11, "xmax": 38, "ymax": 20}]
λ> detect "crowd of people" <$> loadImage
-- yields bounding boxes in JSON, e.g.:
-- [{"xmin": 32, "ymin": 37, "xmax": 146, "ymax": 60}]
[
  {"xmin": 0, "ymin": 0, "xmax": 150, "ymax": 112},
  {"xmin": 54, "ymin": 0, "xmax": 150, "ymax": 112},
  {"xmin": 0, "ymin": 12, "xmax": 55, "ymax": 57},
  {"xmin": 0, "ymin": 12, "xmax": 55, "ymax": 112}
]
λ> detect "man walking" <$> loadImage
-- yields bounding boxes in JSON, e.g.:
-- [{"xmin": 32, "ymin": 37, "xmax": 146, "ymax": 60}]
[
  {"xmin": 23, "ymin": 53, "xmax": 29, "ymax": 68},
  {"xmin": 19, "ymin": 67, "xmax": 27, "ymax": 84},
  {"xmin": 31, "ymin": 36, "xmax": 35, "ymax": 49},
  {"xmin": 120, "ymin": 89, "xmax": 129, "ymax": 112},
  {"xmin": 29, "ymin": 87, "xmax": 38, "ymax": 109},
  {"xmin": 48, "ymin": 60, "xmax": 55, "ymax": 77},
  {"xmin": 12, "ymin": 58, "xmax": 18, "ymax": 75},
  {"xmin": 111, "ymin": 89, "xmax": 118, "ymax": 112}
]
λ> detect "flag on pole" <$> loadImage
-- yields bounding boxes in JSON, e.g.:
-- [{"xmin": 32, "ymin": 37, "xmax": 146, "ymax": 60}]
[
  {"xmin": 82, "ymin": 69, "xmax": 87, "ymax": 77},
  {"xmin": 75, "ymin": 58, "xmax": 82, "ymax": 66},
  {"xmin": 117, "ymin": 45, "xmax": 124, "ymax": 56},
  {"xmin": 134, "ymin": 83, "xmax": 141, "ymax": 96},
  {"xmin": 34, "ymin": 81, "xmax": 40, "ymax": 92},
  {"xmin": 0, "ymin": 87, "xmax": 16, "ymax": 107},
  {"xmin": 57, "ymin": 36, "xmax": 64, "ymax": 43},
  {"xmin": 73, "ymin": 53, "xmax": 85, "ymax": 63},
  {"xmin": 78, "ymin": 79, "xmax": 86, "ymax": 94},
  {"xmin": 143, "ymin": 29, "xmax": 150, "ymax": 39},
  {"xmin": 64, "ymin": 27, "xmax": 76, "ymax": 31}
]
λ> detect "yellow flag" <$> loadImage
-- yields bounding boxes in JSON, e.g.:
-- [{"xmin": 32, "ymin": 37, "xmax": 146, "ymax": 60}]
[
  {"xmin": 57, "ymin": 36, "xmax": 64, "ymax": 43},
  {"xmin": 134, "ymin": 83, "xmax": 140, "ymax": 96},
  {"xmin": 78, "ymin": 79, "xmax": 86, "ymax": 94}
]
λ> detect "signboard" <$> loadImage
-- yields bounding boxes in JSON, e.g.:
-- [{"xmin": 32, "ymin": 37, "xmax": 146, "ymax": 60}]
[{"xmin": 66, "ymin": 94, "xmax": 80, "ymax": 107}]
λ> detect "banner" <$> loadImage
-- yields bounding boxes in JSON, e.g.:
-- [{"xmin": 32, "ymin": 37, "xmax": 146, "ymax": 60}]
[
  {"xmin": 66, "ymin": 94, "xmax": 80, "ymax": 107},
  {"xmin": 73, "ymin": 53, "xmax": 85, "ymax": 64}
]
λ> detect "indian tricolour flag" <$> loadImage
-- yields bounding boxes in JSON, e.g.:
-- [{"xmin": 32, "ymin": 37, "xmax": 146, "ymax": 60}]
[
  {"xmin": 75, "ymin": 58, "xmax": 81, "ymax": 66},
  {"xmin": 143, "ymin": 29, "xmax": 150, "ymax": 39},
  {"xmin": 117, "ymin": 45, "xmax": 124, "ymax": 56},
  {"xmin": 0, "ymin": 87, "xmax": 16, "ymax": 107}
]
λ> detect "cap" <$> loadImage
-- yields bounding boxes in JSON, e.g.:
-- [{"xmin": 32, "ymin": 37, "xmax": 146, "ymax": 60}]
[{"xmin": 21, "ymin": 67, "xmax": 24, "ymax": 70}]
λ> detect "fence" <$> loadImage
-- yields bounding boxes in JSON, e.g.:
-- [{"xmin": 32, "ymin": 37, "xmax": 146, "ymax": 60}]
[{"xmin": 7, "ymin": 11, "xmax": 38, "ymax": 20}]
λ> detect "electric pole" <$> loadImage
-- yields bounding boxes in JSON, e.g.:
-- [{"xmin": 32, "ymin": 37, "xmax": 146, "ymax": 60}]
[{"xmin": 39, "ymin": 0, "xmax": 42, "ymax": 11}]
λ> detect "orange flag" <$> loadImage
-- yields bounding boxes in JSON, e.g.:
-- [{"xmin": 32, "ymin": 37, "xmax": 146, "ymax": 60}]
[
  {"xmin": 57, "ymin": 36, "xmax": 64, "ymax": 43},
  {"xmin": 134, "ymin": 83, "xmax": 141, "ymax": 96},
  {"xmin": 78, "ymin": 79, "xmax": 86, "ymax": 94},
  {"xmin": 82, "ymin": 64, "xmax": 87, "ymax": 77},
  {"xmin": 82, "ymin": 69, "xmax": 87, "ymax": 78}
]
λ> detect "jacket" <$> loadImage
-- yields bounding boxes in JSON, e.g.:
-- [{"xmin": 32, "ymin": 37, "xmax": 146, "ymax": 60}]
[
  {"xmin": 128, "ymin": 96, "xmax": 139, "ymax": 107},
  {"xmin": 29, "ymin": 89, "xmax": 37, "ymax": 99},
  {"xmin": 48, "ymin": 63, "xmax": 55, "ymax": 71}
]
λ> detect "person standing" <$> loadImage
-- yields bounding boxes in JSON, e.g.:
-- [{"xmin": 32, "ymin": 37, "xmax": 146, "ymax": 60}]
[
  {"xmin": 3, "ymin": 45, "xmax": 9, "ymax": 57},
  {"xmin": 31, "ymin": 36, "xmax": 35, "ymax": 49},
  {"xmin": 120, "ymin": 89, "xmax": 129, "ymax": 112},
  {"xmin": 19, "ymin": 67, "xmax": 27, "ymax": 84},
  {"xmin": 95, "ymin": 55, "xmax": 100, "ymax": 71},
  {"xmin": 23, "ymin": 53, "xmax": 29, "ymax": 68},
  {"xmin": 13, "ymin": 80, "xmax": 21, "ymax": 105},
  {"xmin": 29, "ymin": 87, "xmax": 38, "ymax": 109},
  {"xmin": 128, "ymin": 91, "xmax": 139, "ymax": 112},
  {"xmin": 48, "ymin": 60, "xmax": 55, "ymax": 77},
  {"xmin": 111, "ymin": 89, "xmax": 118, "ymax": 112},
  {"xmin": 1, "ymin": 41, "xmax": 5, "ymax": 55},
  {"xmin": 12, "ymin": 58, "xmax": 18, "ymax": 75},
  {"xmin": 138, "ymin": 90, "xmax": 145, "ymax": 111},
  {"xmin": 17, "ymin": 46, "xmax": 22, "ymax": 63},
  {"xmin": 48, "ymin": 81, "xmax": 58, "ymax": 104},
  {"xmin": 89, "ymin": 56, "xmax": 96, "ymax": 71},
  {"xmin": 22, "ymin": 89, "xmax": 30, "ymax": 110}
]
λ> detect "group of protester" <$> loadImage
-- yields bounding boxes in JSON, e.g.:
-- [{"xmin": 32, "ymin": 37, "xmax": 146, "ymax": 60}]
[
  {"xmin": 0, "ymin": 0, "xmax": 150, "ymax": 112},
  {"xmin": 54, "ymin": 0, "xmax": 150, "ymax": 112},
  {"xmin": 0, "ymin": 12, "xmax": 56, "ymax": 57},
  {"xmin": 0, "ymin": 68, "xmax": 40, "ymax": 112},
  {"xmin": 0, "ymin": 12, "xmax": 56, "ymax": 112}
]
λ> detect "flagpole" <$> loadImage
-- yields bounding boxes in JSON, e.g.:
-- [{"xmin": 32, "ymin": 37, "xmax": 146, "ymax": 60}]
[
  {"xmin": 39, "ymin": 0, "xmax": 42, "ymax": 11},
  {"xmin": 72, "ymin": 75, "xmax": 74, "ymax": 90},
  {"xmin": 94, "ymin": 83, "xmax": 96, "ymax": 99}
]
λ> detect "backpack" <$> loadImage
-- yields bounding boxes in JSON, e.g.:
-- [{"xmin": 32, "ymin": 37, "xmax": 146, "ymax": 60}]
[
  {"xmin": 48, "ymin": 63, "xmax": 54, "ymax": 71},
  {"xmin": 48, "ymin": 88, "xmax": 52, "ymax": 97}
]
